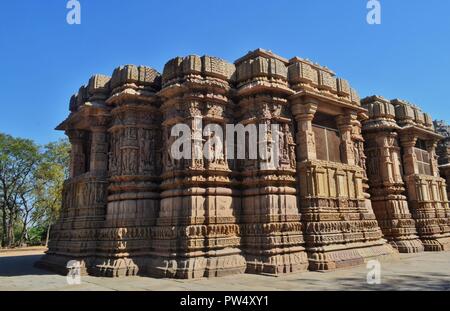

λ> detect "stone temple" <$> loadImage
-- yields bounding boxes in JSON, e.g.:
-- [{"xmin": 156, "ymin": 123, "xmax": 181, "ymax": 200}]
[{"xmin": 37, "ymin": 49, "xmax": 450, "ymax": 278}]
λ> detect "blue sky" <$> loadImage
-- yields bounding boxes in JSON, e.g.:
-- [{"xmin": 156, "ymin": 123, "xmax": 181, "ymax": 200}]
[{"xmin": 0, "ymin": 0, "xmax": 449, "ymax": 145}]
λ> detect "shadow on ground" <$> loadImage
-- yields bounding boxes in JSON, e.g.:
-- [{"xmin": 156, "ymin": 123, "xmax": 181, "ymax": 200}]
[
  {"xmin": 0, "ymin": 254, "xmax": 52, "ymax": 277},
  {"xmin": 0, "ymin": 252, "xmax": 449, "ymax": 291},
  {"xmin": 304, "ymin": 275, "xmax": 450, "ymax": 291}
]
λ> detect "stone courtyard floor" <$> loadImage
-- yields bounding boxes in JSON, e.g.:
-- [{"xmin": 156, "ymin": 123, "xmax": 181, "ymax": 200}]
[{"xmin": 0, "ymin": 249, "xmax": 449, "ymax": 291}]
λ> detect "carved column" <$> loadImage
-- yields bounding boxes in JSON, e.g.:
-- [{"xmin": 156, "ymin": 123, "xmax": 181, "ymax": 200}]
[
  {"xmin": 93, "ymin": 65, "xmax": 162, "ymax": 276},
  {"xmin": 291, "ymin": 102, "xmax": 318, "ymax": 162},
  {"xmin": 235, "ymin": 50, "xmax": 308, "ymax": 275},
  {"xmin": 291, "ymin": 100, "xmax": 319, "ymax": 209},
  {"xmin": 353, "ymin": 113, "xmax": 374, "ymax": 213},
  {"xmin": 361, "ymin": 96, "xmax": 423, "ymax": 252},
  {"xmin": 353, "ymin": 114, "xmax": 368, "ymax": 176},
  {"xmin": 427, "ymin": 140, "xmax": 440, "ymax": 177},
  {"xmin": 89, "ymin": 122, "xmax": 109, "ymax": 176},
  {"xmin": 149, "ymin": 55, "xmax": 246, "ymax": 279},
  {"xmin": 68, "ymin": 130, "xmax": 87, "ymax": 178},
  {"xmin": 337, "ymin": 113, "xmax": 356, "ymax": 166},
  {"xmin": 400, "ymin": 136, "xmax": 418, "ymax": 176}
]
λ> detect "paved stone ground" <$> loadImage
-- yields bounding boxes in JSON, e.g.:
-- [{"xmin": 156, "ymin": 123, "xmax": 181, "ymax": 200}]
[{"xmin": 0, "ymin": 250, "xmax": 449, "ymax": 291}]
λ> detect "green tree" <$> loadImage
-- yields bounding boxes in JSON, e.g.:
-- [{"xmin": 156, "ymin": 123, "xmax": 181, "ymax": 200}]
[
  {"xmin": 0, "ymin": 133, "xmax": 41, "ymax": 247},
  {"xmin": 0, "ymin": 133, "xmax": 70, "ymax": 247},
  {"xmin": 32, "ymin": 139, "xmax": 70, "ymax": 245}
]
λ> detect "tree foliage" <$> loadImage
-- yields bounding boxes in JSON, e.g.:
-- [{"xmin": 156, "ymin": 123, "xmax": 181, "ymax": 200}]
[{"xmin": 0, "ymin": 133, "xmax": 69, "ymax": 247}]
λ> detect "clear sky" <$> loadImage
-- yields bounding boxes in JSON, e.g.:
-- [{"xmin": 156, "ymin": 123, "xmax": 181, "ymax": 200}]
[{"xmin": 1, "ymin": 0, "xmax": 449, "ymax": 145}]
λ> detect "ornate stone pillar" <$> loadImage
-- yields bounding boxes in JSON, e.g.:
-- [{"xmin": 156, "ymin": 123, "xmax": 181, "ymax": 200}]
[
  {"xmin": 353, "ymin": 114, "xmax": 368, "ymax": 176},
  {"xmin": 353, "ymin": 113, "xmax": 373, "ymax": 212},
  {"xmin": 361, "ymin": 96, "xmax": 423, "ymax": 253},
  {"xmin": 68, "ymin": 129, "xmax": 87, "ymax": 178},
  {"xmin": 337, "ymin": 113, "xmax": 356, "ymax": 166},
  {"xmin": 89, "ymin": 121, "xmax": 109, "ymax": 176},
  {"xmin": 400, "ymin": 136, "xmax": 418, "ymax": 176},
  {"xmin": 290, "ymin": 99, "xmax": 319, "ymax": 209},
  {"xmin": 149, "ymin": 55, "xmax": 246, "ymax": 279},
  {"xmin": 93, "ymin": 65, "xmax": 162, "ymax": 276},
  {"xmin": 427, "ymin": 140, "xmax": 440, "ymax": 177},
  {"xmin": 235, "ymin": 50, "xmax": 308, "ymax": 275},
  {"xmin": 390, "ymin": 136, "xmax": 404, "ymax": 183},
  {"xmin": 291, "ymin": 102, "xmax": 317, "ymax": 162}
]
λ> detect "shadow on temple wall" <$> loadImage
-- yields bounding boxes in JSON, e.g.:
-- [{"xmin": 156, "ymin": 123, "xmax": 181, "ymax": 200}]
[{"xmin": 0, "ymin": 254, "xmax": 53, "ymax": 277}]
